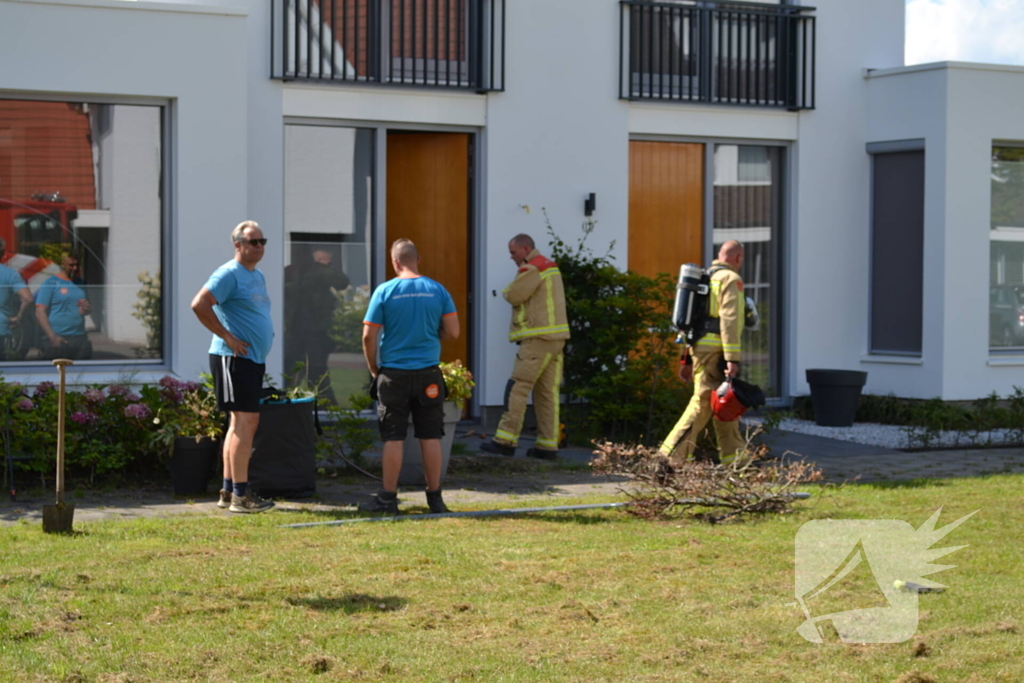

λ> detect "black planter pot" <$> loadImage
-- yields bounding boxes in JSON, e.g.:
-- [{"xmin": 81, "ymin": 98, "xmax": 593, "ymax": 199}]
[
  {"xmin": 806, "ymin": 369, "xmax": 868, "ymax": 427},
  {"xmin": 250, "ymin": 398, "xmax": 318, "ymax": 498},
  {"xmin": 168, "ymin": 436, "xmax": 219, "ymax": 496}
]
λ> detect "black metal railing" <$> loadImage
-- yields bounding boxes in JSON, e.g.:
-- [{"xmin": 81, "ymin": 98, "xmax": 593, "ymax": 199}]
[
  {"xmin": 619, "ymin": 0, "xmax": 815, "ymax": 110},
  {"xmin": 272, "ymin": 0, "xmax": 505, "ymax": 92}
]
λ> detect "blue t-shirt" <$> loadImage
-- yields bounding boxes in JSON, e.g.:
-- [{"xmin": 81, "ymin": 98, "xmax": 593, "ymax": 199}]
[
  {"xmin": 0, "ymin": 264, "xmax": 27, "ymax": 336},
  {"xmin": 204, "ymin": 260, "xmax": 274, "ymax": 364},
  {"xmin": 35, "ymin": 275, "xmax": 87, "ymax": 337},
  {"xmin": 364, "ymin": 276, "xmax": 456, "ymax": 370}
]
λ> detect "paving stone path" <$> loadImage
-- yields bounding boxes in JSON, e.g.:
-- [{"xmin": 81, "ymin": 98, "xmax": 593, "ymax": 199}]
[{"xmin": 2, "ymin": 428, "xmax": 1021, "ymax": 527}]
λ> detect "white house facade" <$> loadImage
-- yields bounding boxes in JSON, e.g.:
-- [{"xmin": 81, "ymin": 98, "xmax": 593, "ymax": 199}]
[{"xmin": 1, "ymin": 0, "xmax": 1022, "ymax": 413}]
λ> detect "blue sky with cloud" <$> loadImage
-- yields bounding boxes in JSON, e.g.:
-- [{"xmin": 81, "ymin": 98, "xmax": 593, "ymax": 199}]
[{"xmin": 906, "ymin": 0, "xmax": 1024, "ymax": 66}]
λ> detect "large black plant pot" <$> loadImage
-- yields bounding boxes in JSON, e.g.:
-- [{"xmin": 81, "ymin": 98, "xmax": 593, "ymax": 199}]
[
  {"xmin": 806, "ymin": 369, "xmax": 868, "ymax": 427},
  {"xmin": 250, "ymin": 398, "xmax": 318, "ymax": 498},
  {"xmin": 169, "ymin": 436, "xmax": 219, "ymax": 496}
]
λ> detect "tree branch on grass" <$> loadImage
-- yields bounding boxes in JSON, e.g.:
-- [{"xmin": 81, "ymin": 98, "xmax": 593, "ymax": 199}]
[{"xmin": 590, "ymin": 440, "xmax": 823, "ymax": 523}]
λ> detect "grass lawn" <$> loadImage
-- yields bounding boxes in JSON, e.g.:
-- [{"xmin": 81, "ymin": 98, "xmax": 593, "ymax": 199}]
[{"xmin": 1, "ymin": 475, "xmax": 1021, "ymax": 682}]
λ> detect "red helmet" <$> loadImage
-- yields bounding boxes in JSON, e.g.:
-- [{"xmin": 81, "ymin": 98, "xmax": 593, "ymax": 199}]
[
  {"xmin": 711, "ymin": 381, "xmax": 747, "ymax": 422},
  {"xmin": 711, "ymin": 378, "xmax": 766, "ymax": 422}
]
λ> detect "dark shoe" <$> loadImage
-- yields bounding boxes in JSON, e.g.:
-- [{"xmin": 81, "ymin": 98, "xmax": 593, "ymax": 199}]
[
  {"xmin": 425, "ymin": 489, "xmax": 450, "ymax": 514},
  {"xmin": 229, "ymin": 492, "xmax": 275, "ymax": 514},
  {"xmin": 217, "ymin": 489, "xmax": 232, "ymax": 509},
  {"xmin": 480, "ymin": 440, "xmax": 516, "ymax": 457},
  {"xmin": 358, "ymin": 491, "xmax": 400, "ymax": 514},
  {"xmin": 526, "ymin": 447, "xmax": 558, "ymax": 460}
]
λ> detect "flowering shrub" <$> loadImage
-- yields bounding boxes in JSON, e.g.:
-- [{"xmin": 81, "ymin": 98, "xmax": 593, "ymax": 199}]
[
  {"xmin": 149, "ymin": 376, "xmax": 225, "ymax": 459},
  {"xmin": 440, "ymin": 360, "xmax": 474, "ymax": 409},
  {"xmin": 0, "ymin": 372, "xmax": 224, "ymax": 483}
]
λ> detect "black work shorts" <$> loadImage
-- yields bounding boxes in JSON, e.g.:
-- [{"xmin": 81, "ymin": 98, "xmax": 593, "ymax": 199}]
[
  {"xmin": 376, "ymin": 365, "xmax": 446, "ymax": 442},
  {"xmin": 210, "ymin": 354, "xmax": 265, "ymax": 413}
]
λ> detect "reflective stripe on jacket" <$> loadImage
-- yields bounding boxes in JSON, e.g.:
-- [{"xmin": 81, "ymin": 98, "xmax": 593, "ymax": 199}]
[
  {"xmin": 693, "ymin": 260, "xmax": 744, "ymax": 361},
  {"xmin": 504, "ymin": 249, "xmax": 570, "ymax": 342}
]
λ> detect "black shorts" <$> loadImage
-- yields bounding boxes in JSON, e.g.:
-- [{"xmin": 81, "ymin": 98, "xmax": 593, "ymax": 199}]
[
  {"xmin": 210, "ymin": 354, "xmax": 265, "ymax": 413},
  {"xmin": 376, "ymin": 366, "xmax": 446, "ymax": 442}
]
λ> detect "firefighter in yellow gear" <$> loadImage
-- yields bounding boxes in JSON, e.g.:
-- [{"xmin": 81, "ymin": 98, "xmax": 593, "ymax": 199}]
[
  {"xmin": 481, "ymin": 234, "xmax": 570, "ymax": 459},
  {"xmin": 659, "ymin": 240, "xmax": 747, "ymax": 465}
]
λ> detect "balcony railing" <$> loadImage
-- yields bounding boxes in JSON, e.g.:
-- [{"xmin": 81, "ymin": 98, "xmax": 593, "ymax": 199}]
[
  {"xmin": 619, "ymin": 0, "xmax": 816, "ymax": 110},
  {"xmin": 272, "ymin": 0, "xmax": 505, "ymax": 92}
]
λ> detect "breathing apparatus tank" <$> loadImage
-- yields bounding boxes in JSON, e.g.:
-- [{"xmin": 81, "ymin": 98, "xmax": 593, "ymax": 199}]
[{"xmin": 672, "ymin": 263, "xmax": 710, "ymax": 344}]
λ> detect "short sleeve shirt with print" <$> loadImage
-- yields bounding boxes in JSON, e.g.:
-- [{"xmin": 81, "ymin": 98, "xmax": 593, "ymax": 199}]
[
  {"xmin": 0, "ymin": 264, "xmax": 27, "ymax": 336},
  {"xmin": 364, "ymin": 275, "xmax": 456, "ymax": 370},
  {"xmin": 35, "ymin": 275, "xmax": 87, "ymax": 337},
  {"xmin": 204, "ymin": 260, "xmax": 274, "ymax": 364}
]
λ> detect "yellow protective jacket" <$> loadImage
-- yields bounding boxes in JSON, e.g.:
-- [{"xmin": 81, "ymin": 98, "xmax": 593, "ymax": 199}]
[
  {"xmin": 503, "ymin": 249, "xmax": 570, "ymax": 342},
  {"xmin": 693, "ymin": 260, "xmax": 744, "ymax": 362}
]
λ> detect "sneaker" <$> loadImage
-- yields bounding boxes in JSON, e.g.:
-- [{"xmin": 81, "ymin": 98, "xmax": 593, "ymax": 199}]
[
  {"xmin": 526, "ymin": 447, "xmax": 558, "ymax": 460},
  {"xmin": 228, "ymin": 492, "xmax": 275, "ymax": 514},
  {"xmin": 358, "ymin": 491, "xmax": 400, "ymax": 514},
  {"xmin": 217, "ymin": 489, "xmax": 232, "ymax": 509},
  {"xmin": 480, "ymin": 440, "xmax": 516, "ymax": 457},
  {"xmin": 425, "ymin": 489, "xmax": 450, "ymax": 514}
]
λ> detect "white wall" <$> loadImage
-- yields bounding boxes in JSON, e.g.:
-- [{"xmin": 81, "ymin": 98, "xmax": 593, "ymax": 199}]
[
  {"xmin": 866, "ymin": 62, "xmax": 1024, "ymax": 400},
  {"xmin": 789, "ymin": 0, "xmax": 905, "ymax": 397},
  {"xmin": 943, "ymin": 64, "xmax": 1024, "ymax": 399},
  {"xmin": 0, "ymin": 0, "xmax": 248, "ymax": 383},
  {"xmin": 864, "ymin": 65, "xmax": 947, "ymax": 399}
]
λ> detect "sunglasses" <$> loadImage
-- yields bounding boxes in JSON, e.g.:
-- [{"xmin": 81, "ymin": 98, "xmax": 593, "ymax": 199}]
[{"xmin": 242, "ymin": 238, "xmax": 268, "ymax": 247}]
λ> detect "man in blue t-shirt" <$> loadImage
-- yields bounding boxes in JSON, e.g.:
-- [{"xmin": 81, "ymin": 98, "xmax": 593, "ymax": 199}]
[
  {"xmin": 360, "ymin": 238, "xmax": 460, "ymax": 514},
  {"xmin": 191, "ymin": 220, "xmax": 275, "ymax": 514},
  {"xmin": 34, "ymin": 253, "xmax": 92, "ymax": 360},
  {"xmin": 0, "ymin": 238, "xmax": 32, "ymax": 360}
]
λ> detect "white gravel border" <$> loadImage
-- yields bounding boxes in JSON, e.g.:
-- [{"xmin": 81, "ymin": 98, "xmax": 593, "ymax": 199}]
[{"xmin": 745, "ymin": 417, "xmax": 1024, "ymax": 450}]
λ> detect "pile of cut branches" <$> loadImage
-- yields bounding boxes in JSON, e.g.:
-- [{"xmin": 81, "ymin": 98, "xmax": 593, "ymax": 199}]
[{"xmin": 591, "ymin": 440, "xmax": 823, "ymax": 523}]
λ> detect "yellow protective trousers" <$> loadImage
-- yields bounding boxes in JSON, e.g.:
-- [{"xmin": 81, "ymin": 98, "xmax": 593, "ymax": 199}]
[
  {"xmin": 658, "ymin": 345, "xmax": 746, "ymax": 464},
  {"xmin": 494, "ymin": 338, "xmax": 565, "ymax": 451}
]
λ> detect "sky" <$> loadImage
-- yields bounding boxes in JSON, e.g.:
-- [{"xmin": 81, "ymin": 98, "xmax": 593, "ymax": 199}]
[{"xmin": 906, "ymin": 0, "xmax": 1024, "ymax": 66}]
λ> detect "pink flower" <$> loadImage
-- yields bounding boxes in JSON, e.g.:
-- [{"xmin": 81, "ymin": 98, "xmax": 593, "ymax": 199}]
[
  {"xmin": 125, "ymin": 392, "xmax": 141, "ymax": 402},
  {"xmin": 107, "ymin": 384, "xmax": 130, "ymax": 397},
  {"xmin": 33, "ymin": 382, "xmax": 55, "ymax": 397},
  {"xmin": 124, "ymin": 403, "xmax": 151, "ymax": 419},
  {"xmin": 83, "ymin": 388, "xmax": 105, "ymax": 403},
  {"xmin": 16, "ymin": 398, "xmax": 33, "ymax": 411},
  {"xmin": 159, "ymin": 376, "xmax": 184, "ymax": 390},
  {"xmin": 70, "ymin": 411, "xmax": 98, "ymax": 425},
  {"xmin": 182, "ymin": 381, "xmax": 200, "ymax": 392},
  {"xmin": 163, "ymin": 388, "xmax": 184, "ymax": 405}
]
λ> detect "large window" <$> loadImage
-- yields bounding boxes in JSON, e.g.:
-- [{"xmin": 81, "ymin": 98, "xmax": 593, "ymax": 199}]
[
  {"xmin": 869, "ymin": 147, "xmax": 924, "ymax": 356},
  {"xmin": 0, "ymin": 99, "xmax": 164, "ymax": 364},
  {"xmin": 283, "ymin": 124, "xmax": 374, "ymax": 406},
  {"xmin": 713, "ymin": 144, "xmax": 783, "ymax": 396},
  {"xmin": 990, "ymin": 146, "xmax": 1024, "ymax": 351}
]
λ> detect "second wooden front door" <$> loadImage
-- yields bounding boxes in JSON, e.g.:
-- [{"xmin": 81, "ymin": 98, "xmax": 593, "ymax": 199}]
[
  {"xmin": 628, "ymin": 140, "xmax": 705, "ymax": 280},
  {"xmin": 385, "ymin": 131, "xmax": 471, "ymax": 366}
]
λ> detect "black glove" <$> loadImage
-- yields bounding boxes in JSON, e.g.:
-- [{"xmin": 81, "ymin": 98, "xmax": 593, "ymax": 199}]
[{"xmin": 369, "ymin": 375, "xmax": 379, "ymax": 401}]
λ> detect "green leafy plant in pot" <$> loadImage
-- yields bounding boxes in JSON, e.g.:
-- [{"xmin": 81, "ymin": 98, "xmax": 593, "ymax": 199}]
[{"xmin": 149, "ymin": 376, "xmax": 224, "ymax": 495}]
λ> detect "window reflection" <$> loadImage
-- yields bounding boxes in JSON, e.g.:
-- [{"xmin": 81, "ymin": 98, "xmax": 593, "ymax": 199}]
[
  {"xmin": 713, "ymin": 144, "xmax": 781, "ymax": 395},
  {"xmin": 0, "ymin": 100, "xmax": 163, "ymax": 363},
  {"xmin": 284, "ymin": 125, "xmax": 373, "ymax": 406},
  {"xmin": 990, "ymin": 147, "xmax": 1024, "ymax": 351}
]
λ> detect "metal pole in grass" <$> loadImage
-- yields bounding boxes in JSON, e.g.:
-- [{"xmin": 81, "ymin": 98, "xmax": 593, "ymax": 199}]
[{"xmin": 279, "ymin": 493, "xmax": 811, "ymax": 528}]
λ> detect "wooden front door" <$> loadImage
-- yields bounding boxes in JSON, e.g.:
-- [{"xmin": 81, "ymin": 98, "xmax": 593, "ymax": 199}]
[
  {"xmin": 385, "ymin": 131, "xmax": 471, "ymax": 366},
  {"xmin": 628, "ymin": 141, "xmax": 704, "ymax": 280}
]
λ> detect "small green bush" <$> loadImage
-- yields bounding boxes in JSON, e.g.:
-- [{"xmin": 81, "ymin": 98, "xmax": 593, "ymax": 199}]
[{"xmin": 548, "ymin": 215, "xmax": 691, "ymax": 445}]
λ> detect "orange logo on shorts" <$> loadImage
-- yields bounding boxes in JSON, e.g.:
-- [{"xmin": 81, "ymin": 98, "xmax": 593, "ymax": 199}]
[{"xmin": 425, "ymin": 383, "xmax": 440, "ymax": 399}]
